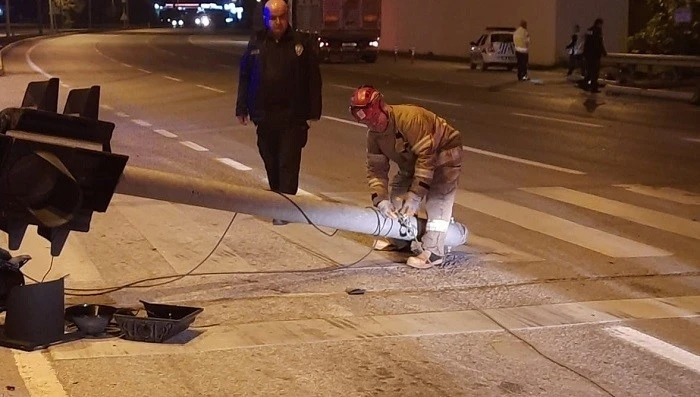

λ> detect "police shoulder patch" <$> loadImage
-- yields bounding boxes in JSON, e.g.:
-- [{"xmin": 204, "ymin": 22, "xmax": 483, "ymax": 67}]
[{"xmin": 295, "ymin": 43, "xmax": 304, "ymax": 56}]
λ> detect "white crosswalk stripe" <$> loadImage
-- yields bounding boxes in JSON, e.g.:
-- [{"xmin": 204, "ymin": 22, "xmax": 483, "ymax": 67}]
[
  {"xmin": 1, "ymin": 184, "xmax": 696, "ymax": 290},
  {"xmin": 614, "ymin": 184, "xmax": 700, "ymax": 205},
  {"xmin": 522, "ymin": 187, "xmax": 700, "ymax": 240},
  {"xmin": 324, "ymin": 185, "xmax": 698, "ymax": 260},
  {"xmin": 453, "ymin": 190, "xmax": 672, "ymax": 258}
]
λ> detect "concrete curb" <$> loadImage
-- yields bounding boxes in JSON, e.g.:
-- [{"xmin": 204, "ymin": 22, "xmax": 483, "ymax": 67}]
[
  {"xmin": 0, "ymin": 41, "xmax": 17, "ymax": 76},
  {"xmin": 538, "ymin": 94, "xmax": 699, "ymax": 128},
  {"xmin": 0, "ymin": 30, "xmax": 87, "ymax": 76},
  {"xmin": 605, "ymin": 84, "xmax": 699, "ymax": 104},
  {"xmin": 0, "ymin": 34, "xmax": 42, "ymax": 76},
  {"xmin": 341, "ymin": 66, "xmax": 700, "ymax": 128}
]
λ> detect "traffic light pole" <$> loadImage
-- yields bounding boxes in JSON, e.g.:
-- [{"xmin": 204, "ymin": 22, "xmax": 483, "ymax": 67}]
[
  {"xmin": 114, "ymin": 166, "xmax": 469, "ymax": 247},
  {"xmin": 48, "ymin": 0, "xmax": 55, "ymax": 33}
]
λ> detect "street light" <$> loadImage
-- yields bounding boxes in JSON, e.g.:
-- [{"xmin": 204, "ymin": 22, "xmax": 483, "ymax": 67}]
[{"xmin": 4, "ymin": 0, "xmax": 10, "ymax": 38}]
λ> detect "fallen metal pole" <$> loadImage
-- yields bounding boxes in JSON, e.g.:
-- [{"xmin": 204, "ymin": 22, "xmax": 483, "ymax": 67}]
[{"xmin": 115, "ymin": 166, "xmax": 469, "ymax": 247}]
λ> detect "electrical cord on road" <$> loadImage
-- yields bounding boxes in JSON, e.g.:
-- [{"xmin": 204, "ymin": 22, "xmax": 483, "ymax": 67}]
[
  {"xmin": 18, "ymin": 194, "xmax": 626, "ymax": 394},
  {"xmin": 41, "ymin": 256, "xmax": 54, "ymax": 283},
  {"xmin": 466, "ymin": 300, "xmax": 617, "ymax": 397},
  {"xmin": 241, "ymin": 194, "xmax": 613, "ymax": 396},
  {"xmin": 24, "ymin": 195, "xmax": 398, "ymax": 296}
]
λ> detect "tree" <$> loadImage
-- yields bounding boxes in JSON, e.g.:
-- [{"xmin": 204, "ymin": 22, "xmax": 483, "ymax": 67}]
[
  {"xmin": 52, "ymin": 0, "xmax": 87, "ymax": 28},
  {"xmin": 628, "ymin": 0, "xmax": 699, "ymax": 54}
]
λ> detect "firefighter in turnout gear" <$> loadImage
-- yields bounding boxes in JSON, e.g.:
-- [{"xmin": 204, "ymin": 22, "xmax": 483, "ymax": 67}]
[{"xmin": 349, "ymin": 86, "xmax": 463, "ymax": 269}]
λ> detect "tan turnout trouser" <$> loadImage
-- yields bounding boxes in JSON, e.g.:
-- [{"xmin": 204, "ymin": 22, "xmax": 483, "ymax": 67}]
[{"xmin": 389, "ymin": 147, "xmax": 462, "ymax": 256}]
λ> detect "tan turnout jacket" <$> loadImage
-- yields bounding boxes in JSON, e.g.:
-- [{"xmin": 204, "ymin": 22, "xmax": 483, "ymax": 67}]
[{"xmin": 366, "ymin": 104, "xmax": 462, "ymax": 205}]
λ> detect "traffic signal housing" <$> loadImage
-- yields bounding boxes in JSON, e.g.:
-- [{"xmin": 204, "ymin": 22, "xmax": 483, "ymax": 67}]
[{"xmin": 0, "ymin": 81, "xmax": 128, "ymax": 256}]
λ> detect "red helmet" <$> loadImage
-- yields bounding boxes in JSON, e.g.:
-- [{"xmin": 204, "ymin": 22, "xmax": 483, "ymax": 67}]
[{"xmin": 349, "ymin": 85, "xmax": 384, "ymax": 122}]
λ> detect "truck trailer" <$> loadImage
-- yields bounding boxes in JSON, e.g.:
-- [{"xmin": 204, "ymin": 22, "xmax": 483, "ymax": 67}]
[{"xmin": 292, "ymin": 0, "xmax": 381, "ymax": 63}]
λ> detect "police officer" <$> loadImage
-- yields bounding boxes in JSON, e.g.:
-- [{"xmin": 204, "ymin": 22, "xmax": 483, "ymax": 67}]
[
  {"xmin": 513, "ymin": 20, "xmax": 530, "ymax": 81},
  {"xmin": 350, "ymin": 86, "xmax": 463, "ymax": 269},
  {"xmin": 236, "ymin": 0, "xmax": 322, "ymax": 225},
  {"xmin": 582, "ymin": 18, "xmax": 607, "ymax": 93}
]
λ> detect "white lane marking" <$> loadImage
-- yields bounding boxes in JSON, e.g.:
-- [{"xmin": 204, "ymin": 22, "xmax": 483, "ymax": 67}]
[
  {"xmin": 121, "ymin": 63, "xmax": 133, "ymax": 68},
  {"xmin": 93, "ymin": 45, "xmax": 119, "ymax": 63},
  {"xmin": 132, "ymin": 119, "xmax": 152, "ymax": 127},
  {"xmin": 48, "ymin": 295, "xmax": 700, "ymax": 360},
  {"xmin": 321, "ymin": 115, "xmax": 366, "ymax": 128},
  {"xmin": 4, "ymin": 225, "xmax": 104, "ymax": 284},
  {"xmin": 154, "ymin": 129, "xmax": 178, "ymax": 138},
  {"xmin": 331, "ymin": 83, "xmax": 358, "ymax": 90},
  {"xmin": 614, "ymin": 184, "xmax": 700, "ymax": 206},
  {"xmin": 115, "ymin": 112, "xmax": 130, "ymax": 118},
  {"xmin": 374, "ymin": 240, "xmax": 390, "ymax": 250},
  {"xmin": 180, "ymin": 141, "xmax": 209, "ymax": 151},
  {"xmin": 503, "ymin": 88, "xmax": 561, "ymax": 98},
  {"xmin": 217, "ymin": 157, "xmax": 252, "ymax": 171},
  {"xmin": 463, "ymin": 146, "xmax": 585, "ymax": 175},
  {"xmin": 512, "ymin": 112, "xmax": 604, "ymax": 128},
  {"xmin": 298, "ymin": 188, "xmax": 318, "ymax": 198},
  {"xmin": 100, "ymin": 104, "xmax": 114, "ymax": 110},
  {"xmin": 196, "ymin": 84, "xmax": 226, "ymax": 93},
  {"xmin": 322, "ymin": 118, "xmax": 586, "ymax": 175},
  {"xmin": 468, "ymin": 234, "xmax": 544, "ymax": 263},
  {"xmin": 60, "ymin": 83, "xmax": 70, "ymax": 88},
  {"xmin": 405, "ymin": 96, "xmax": 462, "ymax": 107},
  {"xmin": 26, "ymin": 41, "xmax": 53, "ymax": 78},
  {"xmin": 454, "ymin": 190, "xmax": 672, "ymax": 258},
  {"xmin": 607, "ymin": 326, "xmax": 700, "ymax": 374},
  {"xmin": 522, "ymin": 187, "xmax": 700, "ymax": 240},
  {"xmin": 137, "ymin": 68, "xmax": 152, "ymax": 74},
  {"xmin": 163, "ymin": 75, "xmax": 182, "ymax": 82},
  {"xmin": 261, "ymin": 177, "xmax": 320, "ymax": 199},
  {"xmin": 13, "ymin": 350, "xmax": 69, "ymax": 396},
  {"xmin": 684, "ymin": 137, "xmax": 700, "ymax": 143}
]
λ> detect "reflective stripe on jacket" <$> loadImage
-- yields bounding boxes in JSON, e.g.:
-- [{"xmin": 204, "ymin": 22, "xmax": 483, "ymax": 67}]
[{"xmin": 366, "ymin": 105, "xmax": 462, "ymax": 205}]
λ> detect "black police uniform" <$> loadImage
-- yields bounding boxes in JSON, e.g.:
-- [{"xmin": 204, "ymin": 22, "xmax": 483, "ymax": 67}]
[{"xmin": 236, "ymin": 27, "xmax": 322, "ymax": 195}]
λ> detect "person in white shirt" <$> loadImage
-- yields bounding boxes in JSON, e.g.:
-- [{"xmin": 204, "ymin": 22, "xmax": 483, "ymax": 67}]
[{"xmin": 513, "ymin": 20, "xmax": 530, "ymax": 81}]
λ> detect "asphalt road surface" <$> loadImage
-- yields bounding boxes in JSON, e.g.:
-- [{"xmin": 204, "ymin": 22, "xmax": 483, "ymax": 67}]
[{"xmin": 0, "ymin": 29, "xmax": 698, "ymax": 397}]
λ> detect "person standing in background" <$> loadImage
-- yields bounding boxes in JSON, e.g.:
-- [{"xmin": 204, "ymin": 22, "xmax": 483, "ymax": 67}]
[
  {"xmin": 582, "ymin": 18, "xmax": 607, "ymax": 93},
  {"xmin": 513, "ymin": 20, "xmax": 530, "ymax": 81},
  {"xmin": 565, "ymin": 24, "xmax": 585, "ymax": 77}
]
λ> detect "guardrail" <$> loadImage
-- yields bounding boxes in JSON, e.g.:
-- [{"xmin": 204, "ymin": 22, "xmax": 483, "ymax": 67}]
[
  {"xmin": 601, "ymin": 53, "xmax": 700, "ymax": 105},
  {"xmin": 0, "ymin": 42, "xmax": 10, "ymax": 76},
  {"xmin": 1, "ymin": 30, "xmax": 82, "ymax": 76},
  {"xmin": 602, "ymin": 53, "xmax": 700, "ymax": 68},
  {"xmin": 0, "ymin": 40, "xmax": 23, "ymax": 76},
  {"xmin": 0, "ymin": 35, "xmax": 36, "ymax": 76}
]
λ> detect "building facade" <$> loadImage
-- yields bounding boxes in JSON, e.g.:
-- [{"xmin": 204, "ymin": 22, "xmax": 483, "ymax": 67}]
[{"xmin": 379, "ymin": 0, "xmax": 629, "ymax": 65}]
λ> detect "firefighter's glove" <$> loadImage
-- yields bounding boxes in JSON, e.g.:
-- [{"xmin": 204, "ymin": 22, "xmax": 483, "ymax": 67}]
[
  {"xmin": 377, "ymin": 199, "xmax": 398, "ymax": 219},
  {"xmin": 399, "ymin": 192, "xmax": 422, "ymax": 218}
]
